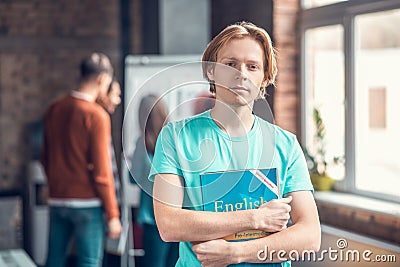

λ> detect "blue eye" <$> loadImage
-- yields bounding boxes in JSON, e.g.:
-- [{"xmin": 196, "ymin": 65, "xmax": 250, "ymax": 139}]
[{"xmin": 248, "ymin": 65, "xmax": 258, "ymax": 70}]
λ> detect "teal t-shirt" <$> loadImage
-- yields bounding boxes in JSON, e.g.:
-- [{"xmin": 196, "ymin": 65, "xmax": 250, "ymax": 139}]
[
  {"xmin": 149, "ymin": 110, "xmax": 313, "ymax": 267},
  {"xmin": 130, "ymin": 136, "xmax": 156, "ymax": 225}
]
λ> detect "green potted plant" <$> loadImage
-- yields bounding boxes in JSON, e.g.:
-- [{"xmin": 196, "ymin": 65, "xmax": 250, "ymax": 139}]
[{"xmin": 303, "ymin": 108, "xmax": 335, "ymax": 191}]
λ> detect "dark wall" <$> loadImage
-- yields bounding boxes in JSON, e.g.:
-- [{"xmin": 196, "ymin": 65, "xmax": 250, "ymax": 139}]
[
  {"xmin": 211, "ymin": 0, "xmax": 275, "ymax": 114},
  {"xmin": 141, "ymin": 0, "xmax": 160, "ymax": 54},
  {"xmin": 211, "ymin": 0, "xmax": 274, "ymax": 39}
]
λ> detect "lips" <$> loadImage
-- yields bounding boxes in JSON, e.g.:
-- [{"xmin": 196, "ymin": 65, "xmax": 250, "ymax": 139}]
[{"xmin": 229, "ymin": 85, "xmax": 249, "ymax": 92}]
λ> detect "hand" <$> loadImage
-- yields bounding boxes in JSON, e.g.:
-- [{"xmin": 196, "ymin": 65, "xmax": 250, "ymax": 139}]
[
  {"xmin": 192, "ymin": 239, "xmax": 237, "ymax": 267},
  {"xmin": 107, "ymin": 217, "xmax": 122, "ymax": 239},
  {"xmin": 253, "ymin": 196, "xmax": 292, "ymax": 232}
]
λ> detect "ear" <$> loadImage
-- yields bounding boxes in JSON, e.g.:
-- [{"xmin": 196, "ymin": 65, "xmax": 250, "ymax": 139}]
[
  {"xmin": 97, "ymin": 73, "xmax": 110, "ymax": 85},
  {"xmin": 95, "ymin": 74, "xmax": 111, "ymax": 97},
  {"xmin": 261, "ymin": 76, "xmax": 269, "ymax": 88}
]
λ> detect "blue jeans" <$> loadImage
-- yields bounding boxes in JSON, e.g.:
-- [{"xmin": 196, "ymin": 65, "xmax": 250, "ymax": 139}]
[
  {"xmin": 46, "ymin": 206, "xmax": 105, "ymax": 267},
  {"xmin": 142, "ymin": 223, "xmax": 179, "ymax": 267}
]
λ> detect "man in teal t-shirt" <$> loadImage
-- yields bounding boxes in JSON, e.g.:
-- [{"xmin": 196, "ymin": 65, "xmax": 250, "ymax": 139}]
[{"xmin": 150, "ymin": 22, "xmax": 321, "ymax": 266}]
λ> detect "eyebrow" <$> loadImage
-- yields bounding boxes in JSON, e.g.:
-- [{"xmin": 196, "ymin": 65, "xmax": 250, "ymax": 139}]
[{"xmin": 220, "ymin": 57, "xmax": 263, "ymax": 65}]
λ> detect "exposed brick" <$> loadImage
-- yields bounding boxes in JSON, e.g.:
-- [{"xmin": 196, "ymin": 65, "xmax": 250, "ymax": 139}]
[
  {"xmin": 0, "ymin": 0, "xmax": 122, "ymax": 192},
  {"xmin": 354, "ymin": 210, "xmax": 373, "ymax": 223},
  {"xmin": 336, "ymin": 206, "xmax": 355, "ymax": 217},
  {"xmin": 273, "ymin": 0, "xmax": 300, "ymax": 135},
  {"xmin": 373, "ymin": 214, "xmax": 397, "ymax": 227},
  {"xmin": 316, "ymin": 200, "xmax": 400, "ymax": 244},
  {"xmin": 130, "ymin": 0, "xmax": 142, "ymax": 54}
]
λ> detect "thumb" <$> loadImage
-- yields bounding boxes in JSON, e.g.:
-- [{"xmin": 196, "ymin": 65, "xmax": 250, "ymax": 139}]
[{"xmin": 278, "ymin": 196, "xmax": 292, "ymax": 204}]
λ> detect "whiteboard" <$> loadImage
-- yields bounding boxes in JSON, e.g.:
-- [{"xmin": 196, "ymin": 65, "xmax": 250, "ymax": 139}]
[{"xmin": 122, "ymin": 55, "xmax": 209, "ymax": 205}]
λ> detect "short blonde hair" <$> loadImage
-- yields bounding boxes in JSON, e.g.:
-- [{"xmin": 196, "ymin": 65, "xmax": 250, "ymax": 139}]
[{"xmin": 202, "ymin": 21, "xmax": 277, "ymax": 96}]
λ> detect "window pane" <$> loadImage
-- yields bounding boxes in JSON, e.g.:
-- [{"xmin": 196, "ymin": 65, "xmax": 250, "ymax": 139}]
[
  {"xmin": 355, "ymin": 9, "xmax": 400, "ymax": 198},
  {"xmin": 304, "ymin": 25, "xmax": 345, "ymax": 180},
  {"xmin": 303, "ymin": 0, "xmax": 347, "ymax": 9}
]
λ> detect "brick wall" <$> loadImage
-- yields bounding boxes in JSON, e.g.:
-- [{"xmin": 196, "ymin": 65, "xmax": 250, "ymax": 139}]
[
  {"xmin": 0, "ymin": 0, "xmax": 123, "ymax": 192},
  {"xmin": 273, "ymin": 0, "xmax": 301, "ymax": 136},
  {"xmin": 130, "ymin": 0, "xmax": 142, "ymax": 54},
  {"xmin": 317, "ymin": 200, "xmax": 400, "ymax": 244}
]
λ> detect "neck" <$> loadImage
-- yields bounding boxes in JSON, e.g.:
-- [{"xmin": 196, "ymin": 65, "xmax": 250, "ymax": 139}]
[
  {"xmin": 77, "ymin": 82, "xmax": 99, "ymax": 100},
  {"xmin": 210, "ymin": 102, "xmax": 254, "ymax": 137}
]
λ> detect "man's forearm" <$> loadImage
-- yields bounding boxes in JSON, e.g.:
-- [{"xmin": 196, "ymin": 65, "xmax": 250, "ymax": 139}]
[
  {"xmin": 230, "ymin": 191, "xmax": 321, "ymax": 264},
  {"xmin": 231, "ymin": 221, "xmax": 321, "ymax": 264},
  {"xmin": 95, "ymin": 180, "xmax": 120, "ymax": 219},
  {"xmin": 154, "ymin": 200, "xmax": 257, "ymax": 242}
]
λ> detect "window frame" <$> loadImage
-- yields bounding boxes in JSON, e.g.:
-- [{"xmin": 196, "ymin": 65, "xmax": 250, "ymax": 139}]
[{"xmin": 300, "ymin": 0, "xmax": 400, "ymax": 203}]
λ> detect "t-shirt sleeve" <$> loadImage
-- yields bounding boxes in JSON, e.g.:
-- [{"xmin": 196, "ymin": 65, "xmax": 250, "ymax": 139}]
[
  {"xmin": 149, "ymin": 123, "xmax": 183, "ymax": 182},
  {"xmin": 282, "ymin": 137, "xmax": 314, "ymax": 196}
]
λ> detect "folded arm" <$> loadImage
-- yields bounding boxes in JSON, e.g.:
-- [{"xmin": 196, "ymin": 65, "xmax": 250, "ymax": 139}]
[
  {"xmin": 192, "ymin": 190, "xmax": 321, "ymax": 265},
  {"xmin": 153, "ymin": 173, "xmax": 292, "ymax": 242}
]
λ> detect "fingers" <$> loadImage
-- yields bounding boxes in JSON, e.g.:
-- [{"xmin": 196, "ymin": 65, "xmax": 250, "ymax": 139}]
[
  {"xmin": 108, "ymin": 225, "xmax": 122, "ymax": 239},
  {"xmin": 108, "ymin": 230, "xmax": 120, "ymax": 239},
  {"xmin": 192, "ymin": 240, "xmax": 230, "ymax": 267},
  {"xmin": 254, "ymin": 196, "xmax": 293, "ymax": 232},
  {"xmin": 259, "ymin": 197, "xmax": 292, "ymax": 213},
  {"xmin": 192, "ymin": 243, "xmax": 201, "ymax": 253},
  {"xmin": 107, "ymin": 218, "xmax": 122, "ymax": 239},
  {"xmin": 274, "ymin": 196, "xmax": 292, "ymax": 204}
]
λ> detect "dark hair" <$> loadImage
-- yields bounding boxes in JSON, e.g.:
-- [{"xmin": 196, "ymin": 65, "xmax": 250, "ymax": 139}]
[
  {"xmin": 80, "ymin": 52, "xmax": 113, "ymax": 81},
  {"xmin": 107, "ymin": 77, "xmax": 116, "ymax": 94},
  {"xmin": 138, "ymin": 95, "xmax": 169, "ymax": 155}
]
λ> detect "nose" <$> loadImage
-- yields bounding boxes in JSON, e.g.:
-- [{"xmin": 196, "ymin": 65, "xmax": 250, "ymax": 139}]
[{"xmin": 234, "ymin": 64, "xmax": 247, "ymax": 80}]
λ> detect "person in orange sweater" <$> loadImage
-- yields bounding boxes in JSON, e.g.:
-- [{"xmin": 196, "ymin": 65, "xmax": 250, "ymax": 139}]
[
  {"xmin": 41, "ymin": 52, "xmax": 122, "ymax": 267},
  {"xmin": 96, "ymin": 79, "xmax": 122, "ymax": 204}
]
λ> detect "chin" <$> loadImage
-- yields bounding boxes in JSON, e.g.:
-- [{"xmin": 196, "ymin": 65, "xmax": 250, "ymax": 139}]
[
  {"xmin": 234, "ymin": 95, "xmax": 253, "ymax": 105},
  {"xmin": 225, "ymin": 99, "xmax": 251, "ymax": 108}
]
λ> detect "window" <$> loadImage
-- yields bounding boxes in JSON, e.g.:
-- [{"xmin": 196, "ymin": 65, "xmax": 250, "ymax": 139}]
[
  {"xmin": 354, "ymin": 9, "xmax": 400, "ymax": 198},
  {"xmin": 302, "ymin": 0, "xmax": 348, "ymax": 9},
  {"xmin": 301, "ymin": 1, "xmax": 400, "ymax": 202},
  {"xmin": 304, "ymin": 25, "xmax": 345, "ymax": 180}
]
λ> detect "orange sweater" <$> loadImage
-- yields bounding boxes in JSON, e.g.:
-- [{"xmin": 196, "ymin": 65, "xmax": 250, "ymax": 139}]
[{"xmin": 42, "ymin": 94, "xmax": 119, "ymax": 220}]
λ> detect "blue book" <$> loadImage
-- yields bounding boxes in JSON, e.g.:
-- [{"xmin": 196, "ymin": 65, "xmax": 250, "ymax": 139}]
[{"xmin": 200, "ymin": 168, "xmax": 282, "ymax": 267}]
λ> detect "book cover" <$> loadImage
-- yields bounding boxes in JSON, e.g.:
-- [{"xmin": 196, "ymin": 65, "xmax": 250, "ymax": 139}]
[
  {"xmin": 200, "ymin": 168, "xmax": 282, "ymax": 266},
  {"xmin": 200, "ymin": 168, "xmax": 280, "ymax": 242}
]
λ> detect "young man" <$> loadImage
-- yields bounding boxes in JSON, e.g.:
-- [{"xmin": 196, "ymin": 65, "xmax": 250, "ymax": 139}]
[
  {"xmin": 150, "ymin": 22, "xmax": 321, "ymax": 267},
  {"xmin": 42, "ymin": 53, "xmax": 122, "ymax": 267}
]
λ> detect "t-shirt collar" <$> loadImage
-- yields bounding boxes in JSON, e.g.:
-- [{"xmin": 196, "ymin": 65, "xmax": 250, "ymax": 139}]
[
  {"xmin": 206, "ymin": 110, "xmax": 258, "ymax": 141},
  {"xmin": 70, "ymin": 90, "xmax": 95, "ymax": 102}
]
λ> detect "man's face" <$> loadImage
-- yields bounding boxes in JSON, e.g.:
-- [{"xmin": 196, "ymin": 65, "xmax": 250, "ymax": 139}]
[
  {"xmin": 97, "ymin": 81, "xmax": 121, "ymax": 114},
  {"xmin": 98, "ymin": 73, "xmax": 113, "ymax": 98},
  {"xmin": 209, "ymin": 37, "xmax": 267, "ymax": 107}
]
